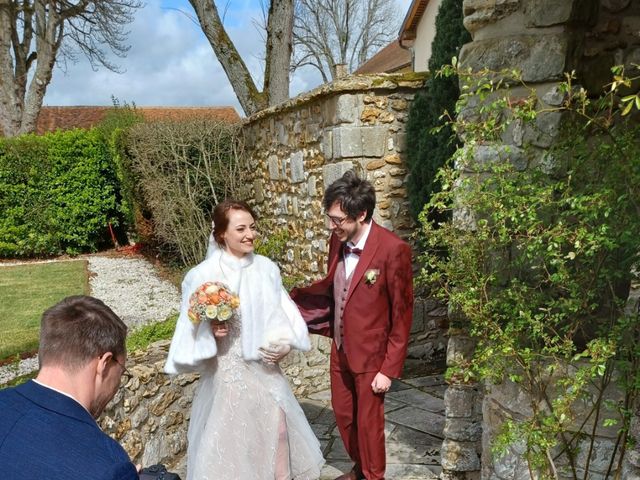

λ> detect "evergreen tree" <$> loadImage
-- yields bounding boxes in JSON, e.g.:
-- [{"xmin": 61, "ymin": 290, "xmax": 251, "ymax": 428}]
[{"xmin": 405, "ymin": 0, "xmax": 471, "ymax": 219}]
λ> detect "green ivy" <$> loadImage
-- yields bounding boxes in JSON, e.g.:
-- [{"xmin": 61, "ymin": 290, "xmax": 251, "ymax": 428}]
[{"xmin": 420, "ymin": 66, "xmax": 640, "ymax": 477}]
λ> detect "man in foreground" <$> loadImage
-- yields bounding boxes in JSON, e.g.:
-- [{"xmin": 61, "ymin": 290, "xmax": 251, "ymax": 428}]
[{"xmin": 0, "ymin": 295, "xmax": 139, "ymax": 480}]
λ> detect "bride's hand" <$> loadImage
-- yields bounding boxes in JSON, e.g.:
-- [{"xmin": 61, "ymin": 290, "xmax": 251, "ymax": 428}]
[
  {"xmin": 211, "ymin": 320, "xmax": 229, "ymax": 337},
  {"xmin": 259, "ymin": 343, "xmax": 291, "ymax": 364}
]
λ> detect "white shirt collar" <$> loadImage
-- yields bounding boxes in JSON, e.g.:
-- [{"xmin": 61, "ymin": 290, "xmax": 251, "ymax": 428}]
[{"xmin": 348, "ymin": 221, "xmax": 372, "ymax": 250}]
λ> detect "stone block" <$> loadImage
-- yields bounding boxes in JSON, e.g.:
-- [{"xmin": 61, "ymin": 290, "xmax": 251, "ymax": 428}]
[
  {"xmin": 379, "ymin": 111, "xmax": 396, "ymax": 123},
  {"xmin": 541, "ymin": 84, "xmax": 568, "ymax": 107},
  {"xmin": 279, "ymin": 194, "xmax": 288, "ymax": 215},
  {"xmin": 396, "ymin": 133, "xmax": 407, "ymax": 153},
  {"xmin": 391, "ymin": 98, "xmax": 408, "ymax": 111},
  {"xmin": 290, "ymin": 151, "xmax": 305, "ymax": 183},
  {"xmin": 460, "ymin": 34, "xmax": 572, "ymax": 83},
  {"xmin": 441, "ymin": 439, "xmax": 481, "ymax": 471},
  {"xmin": 384, "ymin": 153, "xmax": 402, "ymax": 165},
  {"xmin": 361, "ymin": 106, "xmax": 381, "ymax": 123},
  {"xmin": 463, "ymin": 0, "xmax": 520, "ymax": 35},
  {"xmin": 522, "ymin": 111, "xmax": 563, "ymax": 148},
  {"xmin": 364, "ymin": 95, "xmax": 388, "ymax": 108},
  {"xmin": 322, "ymin": 161, "xmax": 354, "ymax": 189},
  {"xmin": 268, "ymin": 154, "xmax": 280, "ymax": 180},
  {"xmin": 307, "ymin": 175, "xmax": 317, "ymax": 197},
  {"xmin": 321, "ymin": 130, "xmax": 333, "ymax": 158},
  {"xmin": 445, "ymin": 386, "xmax": 477, "ymax": 418},
  {"xmin": 361, "ymin": 126, "xmax": 387, "ymax": 157},
  {"xmin": 524, "ymin": 0, "xmax": 598, "ymax": 27},
  {"xmin": 328, "ymin": 94, "xmax": 358, "ymax": 124},
  {"xmin": 254, "ymin": 179, "xmax": 264, "ymax": 203},
  {"xmin": 484, "ymin": 380, "xmax": 534, "ymax": 419},
  {"xmin": 458, "ymin": 144, "xmax": 527, "ymax": 173},
  {"xmin": 444, "ymin": 418, "xmax": 483, "ymax": 442},
  {"xmin": 333, "ymin": 126, "xmax": 363, "ymax": 158},
  {"xmin": 305, "ymin": 122, "xmax": 321, "ymax": 142},
  {"xmin": 575, "ymin": 437, "xmax": 620, "ymax": 474},
  {"xmin": 277, "ymin": 122, "xmax": 288, "ymax": 145},
  {"xmin": 447, "ymin": 335, "xmax": 476, "ymax": 367},
  {"xmin": 366, "ymin": 158, "xmax": 386, "ymax": 170}
]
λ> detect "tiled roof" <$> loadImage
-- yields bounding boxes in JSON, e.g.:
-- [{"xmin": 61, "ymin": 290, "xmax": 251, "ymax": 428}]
[
  {"xmin": 354, "ymin": 40, "xmax": 412, "ymax": 74},
  {"xmin": 34, "ymin": 106, "xmax": 240, "ymax": 135}
]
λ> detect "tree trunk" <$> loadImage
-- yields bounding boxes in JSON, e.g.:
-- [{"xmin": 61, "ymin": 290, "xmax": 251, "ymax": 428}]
[
  {"xmin": 264, "ymin": 0, "xmax": 293, "ymax": 107},
  {"xmin": 19, "ymin": 1, "xmax": 62, "ymax": 135},
  {"xmin": 0, "ymin": 0, "xmax": 22, "ymax": 136},
  {"xmin": 189, "ymin": 0, "xmax": 268, "ymax": 116}
]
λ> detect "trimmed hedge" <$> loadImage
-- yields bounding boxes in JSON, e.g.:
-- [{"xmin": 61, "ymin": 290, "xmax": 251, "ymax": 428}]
[{"xmin": 0, "ymin": 129, "xmax": 122, "ymax": 257}]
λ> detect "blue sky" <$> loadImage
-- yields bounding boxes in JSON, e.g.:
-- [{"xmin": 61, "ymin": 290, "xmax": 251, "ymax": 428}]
[{"xmin": 43, "ymin": 0, "xmax": 410, "ymax": 116}]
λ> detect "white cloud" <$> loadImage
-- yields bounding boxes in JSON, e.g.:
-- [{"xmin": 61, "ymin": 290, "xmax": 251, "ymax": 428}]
[{"xmin": 43, "ymin": 0, "xmax": 412, "ymax": 114}]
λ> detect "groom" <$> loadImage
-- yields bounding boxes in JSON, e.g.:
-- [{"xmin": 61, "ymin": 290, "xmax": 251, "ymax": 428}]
[{"xmin": 291, "ymin": 170, "xmax": 414, "ymax": 480}]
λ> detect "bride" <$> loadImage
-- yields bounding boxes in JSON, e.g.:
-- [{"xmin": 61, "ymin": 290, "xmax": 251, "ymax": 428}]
[{"xmin": 164, "ymin": 200, "xmax": 324, "ymax": 480}]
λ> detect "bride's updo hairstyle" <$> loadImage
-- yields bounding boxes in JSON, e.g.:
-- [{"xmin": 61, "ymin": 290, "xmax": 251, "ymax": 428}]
[{"xmin": 212, "ymin": 200, "xmax": 257, "ymax": 247}]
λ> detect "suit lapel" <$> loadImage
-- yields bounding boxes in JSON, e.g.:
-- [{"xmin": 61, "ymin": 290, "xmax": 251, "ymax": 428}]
[
  {"xmin": 346, "ymin": 221, "xmax": 381, "ymax": 305},
  {"xmin": 327, "ymin": 233, "xmax": 341, "ymax": 279}
]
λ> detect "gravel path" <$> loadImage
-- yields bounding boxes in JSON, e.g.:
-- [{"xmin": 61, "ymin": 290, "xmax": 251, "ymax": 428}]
[{"xmin": 0, "ymin": 255, "xmax": 180, "ymax": 385}]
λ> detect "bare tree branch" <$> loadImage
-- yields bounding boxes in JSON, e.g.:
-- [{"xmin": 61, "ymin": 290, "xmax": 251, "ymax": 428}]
[
  {"xmin": 292, "ymin": 0, "xmax": 400, "ymax": 81},
  {"xmin": 188, "ymin": 0, "xmax": 294, "ymax": 115},
  {"xmin": 0, "ymin": 0, "xmax": 142, "ymax": 137}
]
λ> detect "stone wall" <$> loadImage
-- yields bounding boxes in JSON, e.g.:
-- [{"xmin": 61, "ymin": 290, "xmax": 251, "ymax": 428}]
[
  {"xmin": 101, "ymin": 341, "xmax": 194, "ymax": 478},
  {"xmin": 243, "ymin": 72, "xmax": 449, "ymax": 390},
  {"xmin": 441, "ymin": 0, "xmax": 640, "ymax": 478}
]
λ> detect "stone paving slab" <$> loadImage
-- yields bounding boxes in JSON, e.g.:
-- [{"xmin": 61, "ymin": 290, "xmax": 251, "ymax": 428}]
[{"xmin": 311, "ymin": 374, "xmax": 446, "ymax": 479}]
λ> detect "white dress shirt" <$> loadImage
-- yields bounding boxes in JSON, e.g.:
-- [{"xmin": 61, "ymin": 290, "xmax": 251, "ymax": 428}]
[{"xmin": 344, "ymin": 221, "xmax": 372, "ymax": 278}]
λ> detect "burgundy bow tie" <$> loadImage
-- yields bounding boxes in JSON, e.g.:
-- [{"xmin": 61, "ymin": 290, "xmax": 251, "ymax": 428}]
[{"xmin": 344, "ymin": 244, "xmax": 363, "ymax": 256}]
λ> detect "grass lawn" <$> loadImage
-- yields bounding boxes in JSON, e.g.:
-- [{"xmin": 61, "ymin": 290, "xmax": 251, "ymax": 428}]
[{"xmin": 0, "ymin": 260, "xmax": 89, "ymax": 361}]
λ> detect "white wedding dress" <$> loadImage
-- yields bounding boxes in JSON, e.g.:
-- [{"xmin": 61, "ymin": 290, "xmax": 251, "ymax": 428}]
[{"xmin": 164, "ymin": 246, "xmax": 324, "ymax": 480}]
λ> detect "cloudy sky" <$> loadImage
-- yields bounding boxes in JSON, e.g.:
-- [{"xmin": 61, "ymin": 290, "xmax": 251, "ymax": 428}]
[{"xmin": 42, "ymin": 0, "xmax": 411, "ymax": 116}]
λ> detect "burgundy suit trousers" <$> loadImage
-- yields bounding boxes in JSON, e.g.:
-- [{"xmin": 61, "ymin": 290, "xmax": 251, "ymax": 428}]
[{"xmin": 330, "ymin": 341, "xmax": 386, "ymax": 480}]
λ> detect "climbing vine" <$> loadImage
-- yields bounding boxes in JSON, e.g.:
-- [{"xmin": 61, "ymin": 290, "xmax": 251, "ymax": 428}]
[{"xmin": 420, "ymin": 64, "xmax": 640, "ymax": 478}]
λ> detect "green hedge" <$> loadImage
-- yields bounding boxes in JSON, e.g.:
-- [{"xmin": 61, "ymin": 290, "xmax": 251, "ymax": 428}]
[{"xmin": 0, "ymin": 129, "xmax": 122, "ymax": 257}]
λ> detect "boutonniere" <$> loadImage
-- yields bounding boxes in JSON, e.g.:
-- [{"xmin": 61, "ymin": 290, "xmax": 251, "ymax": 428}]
[{"xmin": 364, "ymin": 269, "xmax": 380, "ymax": 285}]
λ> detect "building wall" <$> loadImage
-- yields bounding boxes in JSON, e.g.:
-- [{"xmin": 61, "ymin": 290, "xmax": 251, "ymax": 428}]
[{"xmin": 414, "ymin": 0, "xmax": 444, "ymax": 71}]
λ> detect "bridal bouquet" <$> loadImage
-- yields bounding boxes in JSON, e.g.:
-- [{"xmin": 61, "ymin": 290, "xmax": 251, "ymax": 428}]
[{"xmin": 188, "ymin": 281, "xmax": 240, "ymax": 325}]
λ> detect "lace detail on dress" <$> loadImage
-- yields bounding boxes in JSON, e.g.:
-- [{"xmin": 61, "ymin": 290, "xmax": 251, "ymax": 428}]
[{"xmin": 186, "ymin": 314, "xmax": 323, "ymax": 480}]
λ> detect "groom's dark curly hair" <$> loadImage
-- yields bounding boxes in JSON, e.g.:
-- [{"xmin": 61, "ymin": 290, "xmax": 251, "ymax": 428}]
[{"xmin": 323, "ymin": 170, "xmax": 375, "ymax": 222}]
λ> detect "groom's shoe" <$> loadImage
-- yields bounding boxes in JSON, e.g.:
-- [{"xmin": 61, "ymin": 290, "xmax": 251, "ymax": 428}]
[{"xmin": 334, "ymin": 466, "xmax": 365, "ymax": 480}]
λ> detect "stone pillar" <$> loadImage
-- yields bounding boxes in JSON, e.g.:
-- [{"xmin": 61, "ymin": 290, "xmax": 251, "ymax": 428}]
[{"xmin": 440, "ymin": 0, "xmax": 626, "ymax": 478}]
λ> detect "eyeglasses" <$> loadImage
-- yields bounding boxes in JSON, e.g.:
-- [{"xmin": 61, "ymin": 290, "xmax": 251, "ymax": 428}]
[
  {"xmin": 112, "ymin": 356, "xmax": 131, "ymax": 379},
  {"xmin": 326, "ymin": 214, "xmax": 349, "ymax": 227}
]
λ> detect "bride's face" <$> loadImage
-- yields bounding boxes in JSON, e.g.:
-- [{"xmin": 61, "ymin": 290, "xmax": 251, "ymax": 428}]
[{"xmin": 222, "ymin": 209, "xmax": 257, "ymax": 258}]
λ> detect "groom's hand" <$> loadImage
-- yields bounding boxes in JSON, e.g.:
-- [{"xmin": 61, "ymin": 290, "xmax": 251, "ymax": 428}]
[
  {"xmin": 371, "ymin": 372, "xmax": 391, "ymax": 394},
  {"xmin": 259, "ymin": 343, "xmax": 291, "ymax": 364}
]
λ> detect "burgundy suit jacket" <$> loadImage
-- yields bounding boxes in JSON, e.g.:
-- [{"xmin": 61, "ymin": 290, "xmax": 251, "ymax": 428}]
[{"xmin": 291, "ymin": 221, "xmax": 414, "ymax": 378}]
